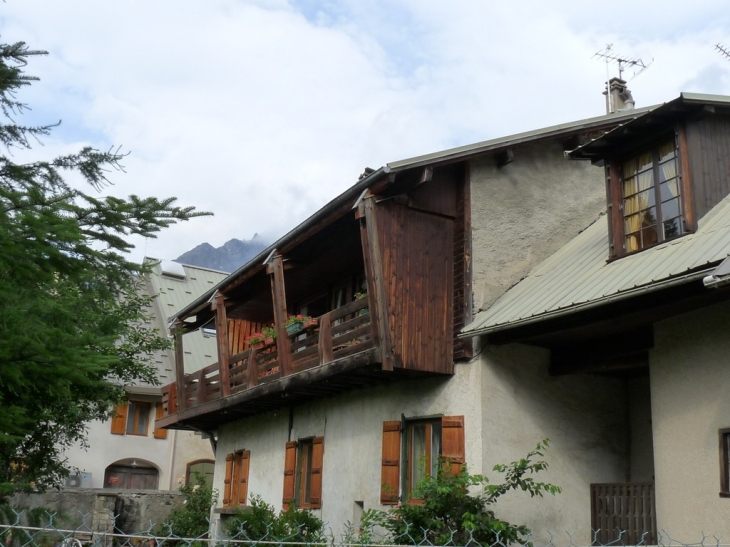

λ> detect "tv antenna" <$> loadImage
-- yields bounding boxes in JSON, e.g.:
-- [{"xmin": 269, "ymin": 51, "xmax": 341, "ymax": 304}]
[
  {"xmin": 594, "ymin": 44, "xmax": 652, "ymax": 113},
  {"xmin": 715, "ymin": 43, "xmax": 730, "ymax": 61},
  {"xmin": 594, "ymin": 44, "xmax": 652, "ymax": 82}
]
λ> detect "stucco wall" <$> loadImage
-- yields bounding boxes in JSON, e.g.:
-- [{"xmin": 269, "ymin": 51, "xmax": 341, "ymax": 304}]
[
  {"xmin": 469, "ymin": 143, "xmax": 606, "ymax": 312},
  {"xmin": 650, "ymin": 300, "xmax": 730, "ymax": 541},
  {"xmin": 212, "ymin": 362, "xmax": 482, "ymax": 538},
  {"xmin": 62, "ymin": 420, "xmax": 212, "ymax": 490},
  {"xmin": 478, "ymin": 343, "xmax": 628, "ymax": 545}
]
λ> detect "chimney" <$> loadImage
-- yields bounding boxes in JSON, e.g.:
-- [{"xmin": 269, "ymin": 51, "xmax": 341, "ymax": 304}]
[{"xmin": 604, "ymin": 77, "xmax": 635, "ymax": 113}]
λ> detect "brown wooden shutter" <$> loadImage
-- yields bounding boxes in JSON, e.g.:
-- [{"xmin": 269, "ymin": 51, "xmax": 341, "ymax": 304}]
[
  {"xmin": 237, "ymin": 450, "xmax": 250, "ymax": 506},
  {"xmin": 441, "ymin": 415, "xmax": 465, "ymax": 476},
  {"xmin": 153, "ymin": 403, "xmax": 168, "ymax": 439},
  {"xmin": 223, "ymin": 453, "xmax": 234, "ymax": 507},
  {"xmin": 380, "ymin": 421, "xmax": 401, "ymax": 504},
  {"xmin": 309, "ymin": 436, "xmax": 324, "ymax": 508},
  {"xmin": 282, "ymin": 441, "xmax": 297, "ymax": 509},
  {"xmin": 110, "ymin": 404, "xmax": 128, "ymax": 435}
]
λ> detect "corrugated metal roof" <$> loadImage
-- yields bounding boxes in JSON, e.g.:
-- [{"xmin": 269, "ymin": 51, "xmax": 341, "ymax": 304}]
[
  {"xmin": 145, "ymin": 259, "xmax": 228, "ymax": 377},
  {"xmin": 463, "ymin": 193, "xmax": 730, "ymax": 336}
]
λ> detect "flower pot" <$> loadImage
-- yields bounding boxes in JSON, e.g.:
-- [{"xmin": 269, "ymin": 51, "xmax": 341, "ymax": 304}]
[{"xmin": 286, "ymin": 322, "xmax": 303, "ymax": 336}]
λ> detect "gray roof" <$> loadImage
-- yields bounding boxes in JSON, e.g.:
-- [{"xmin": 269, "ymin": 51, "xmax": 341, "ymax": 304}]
[
  {"xmin": 463, "ymin": 193, "xmax": 730, "ymax": 337},
  {"xmin": 145, "ymin": 259, "xmax": 229, "ymax": 377},
  {"xmin": 387, "ymin": 107, "xmax": 654, "ymax": 172}
]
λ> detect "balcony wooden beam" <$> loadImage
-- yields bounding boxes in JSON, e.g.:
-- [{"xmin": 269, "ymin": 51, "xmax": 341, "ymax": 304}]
[
  {"xmin": 318, "ymin": 312, "xmax": 333, "ymax": 365},
  {"xmin": 214, "ymin": 292, "xmax": 231, "ymax": 397},
  {"xmin": 359, "ymin": 194, "xmax": 393, "ymax": 371},
  {"xmin": 172, "ymin": 321, "xmax": 187, "ymax": 412},
  {"xmin": 268, "ymin": 252, "xmax": 292, "ymax": 377}
]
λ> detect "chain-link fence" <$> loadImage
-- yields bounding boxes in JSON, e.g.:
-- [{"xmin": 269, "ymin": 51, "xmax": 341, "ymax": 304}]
[{"xmin": 0, "ymin": 510, "xmax": 728, "ymax": 547}]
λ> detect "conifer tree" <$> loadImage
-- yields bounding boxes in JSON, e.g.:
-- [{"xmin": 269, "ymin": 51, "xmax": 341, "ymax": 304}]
[{"xmin": 0, "ymin": 41, "xmax": 210, "ymax": 498}]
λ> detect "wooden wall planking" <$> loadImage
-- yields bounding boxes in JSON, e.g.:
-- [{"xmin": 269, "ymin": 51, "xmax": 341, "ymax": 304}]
[
  {"xmin": 227, "ymin": 318, "xmax": 265, "ymax": 355},
  {"xmin": 375, "ymin": 200, "xmax": 454, "ymax": 374},
  {"xmin": 685, "ymin": 115, "xmax": 730, "ymax": 220}
]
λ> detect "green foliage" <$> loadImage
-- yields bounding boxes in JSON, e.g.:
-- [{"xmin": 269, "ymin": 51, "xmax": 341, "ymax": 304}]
[
  {"xmin": 0, "ymin": 41, "xmax": 210, "ymax": 498},
  {"xmin": 225, "ymin": 495, "xmax": 324, "ymax": 543},
  {"xmin": 369, "ymin": 440, "xmax": 561, "ymax": 546},
  {"xmin": 155, "ymin": 473, "xmax": 217, "ymax": 539}
]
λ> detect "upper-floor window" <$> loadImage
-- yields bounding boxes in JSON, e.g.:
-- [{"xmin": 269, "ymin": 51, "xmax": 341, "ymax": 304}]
[{"xmin": 620, "ymin": 140, "xmax": 684, "ymax": 253}]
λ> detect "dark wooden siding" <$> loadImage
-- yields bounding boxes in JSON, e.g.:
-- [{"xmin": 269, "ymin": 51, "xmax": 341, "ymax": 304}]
[
  {"xmin": 685, "ymin": 115, "xmax": 730, "ymax": 220},
  {"xmin": 452, "ymin": 173, "xmax": 471, "ymax": 360},
  {"xmin": 375, "ymin": 200, "xmax": 454, "ymax": 374}
]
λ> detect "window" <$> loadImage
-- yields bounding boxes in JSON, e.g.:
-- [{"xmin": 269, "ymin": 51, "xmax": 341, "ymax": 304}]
[
  {"xmin": 720, "ymin": 428, "xmax": 730, "ymax": 497},
  {"xmin": 187, "ymin": 459, "xmax": 215, "ymax": 489},
  {"xmin": 282, "ymin": 437, "xmax": 324, "ymax": 509},
  {"xmin": 608, "ymin": 137, "xmax": 692, "ymax": 257},
  {"xmin": 110, "ymin": 402, "xmax": 157, "ymax": 437},
  {"xmin": 222, "ymin": 450, "xmax": 250, "ymax": 507},
  {"xmin": 380, "ymin": 416, "xmax": 464, "ymax": 505}
]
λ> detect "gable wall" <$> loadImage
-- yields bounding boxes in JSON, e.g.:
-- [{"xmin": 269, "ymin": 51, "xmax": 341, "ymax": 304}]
[{"xmin": 469, "ymin": 141, "xmax": 607, "ymax": 312}]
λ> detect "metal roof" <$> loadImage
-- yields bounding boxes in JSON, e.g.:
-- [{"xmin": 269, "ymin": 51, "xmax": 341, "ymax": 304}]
[
  {"xmin": 387, "ymin": 107, "xmax": 655, "ymax": 172},
  {"xmin": 145, "ymin": 259, "xmax": 229, "ymax": 377},
  {"xmin": 463, "ymin": 193, "xmax": 730, "ymax": 337}
]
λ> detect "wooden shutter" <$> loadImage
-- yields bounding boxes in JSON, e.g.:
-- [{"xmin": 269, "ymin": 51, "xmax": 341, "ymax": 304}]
[
  {"xmin": 380, "ymin": 421, "xmax": 401, "ymax": 504},
  {"xmin": 282, "ymin": 441, "xmax": 297, "ymax": 509},
  {"xmin": 309, "ymin": 437, "xmax": 324, "ymax": 508},
  {"xmin": 110, "ymin": 404, "xmax": 128, "ymax": 435},
  {"xmin": 237, "ymin": 450, "xmax": 250, "ymax": 506},
  {"xmin": 153, "ymin": 403, "xmax": 168, "ymax": 439},
  {"xmin": 223, "ymin": 453, "xmax": 234, "ymax": 507},
  {"xmin": 441, "ymin": 415, "xmax": 465, "ymax": 476}
]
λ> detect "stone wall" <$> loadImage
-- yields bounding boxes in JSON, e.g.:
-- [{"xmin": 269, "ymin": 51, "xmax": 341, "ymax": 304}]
[{"xmin": 8, "ymin": 488, "xmax": 183, "ymax": 533}]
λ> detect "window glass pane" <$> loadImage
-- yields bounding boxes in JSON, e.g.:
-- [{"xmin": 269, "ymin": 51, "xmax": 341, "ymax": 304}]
[
  {"xmin": 658, "ymin": 141, "xmax": 675, "ymax": 162},
  {"xmin": 624, "ymin": 213, "xmax": 641, "ymax": 236},
  {"xmin": 135, "ymin": 404, "xmax": 149, "ymax": 435},
  {"xmin": 641, "ymin": 207, "xmax": 657, "ymax": 228},
  {"xmin": 663, "ymin": 217, "xmax": 682, "ymax": 239},
  {"xmin": 411, "ymin": 424, "xmax": 426, "ymax": 488},
  {"xmin": 126, "ymin": 403, "xmax": 136, "ymax": 433},
  {"xmin": 661, "ymin": 198, "xmax": 680, "ymax": 221},
  {"xmin": 636, "ymin": 169, "xmax": 653, "ymax": 192},
  {"xmin": 301, "ymin": 442, "xmax": 313, "ymax": 503},
  {"xmin": 660, "ymin": 180, "xmax": 679, "ymax": 202},
  {"xmin": 641, "ymin": 226, "xmax": 658, "ymax": 248},
  {"xmin": 623, "ymin": 176, "xmax": 638, "ymax": 197},
  {"xmin": 625, "ymin": 233, "xmax": 640, "ymax": 253}
]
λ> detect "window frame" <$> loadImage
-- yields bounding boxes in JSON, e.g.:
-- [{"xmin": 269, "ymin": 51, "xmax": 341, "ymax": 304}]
[
  {"xmin": 720, "ymin": 428, "xmax": 730, "ymax": 497},
  {"xmin": 282, "ymin": 437, "xmax": 324, "ymax": 510},
  {"xmin": 606, "ymin": 125, "xmax": 695, "ymax": 259},
  {"xmin": 125, "ymin": 401, "xmax": 151, "ymax": 436}
]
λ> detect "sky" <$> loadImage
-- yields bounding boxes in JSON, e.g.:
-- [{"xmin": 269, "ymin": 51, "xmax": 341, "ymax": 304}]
[{"xmin": 3, "ymin": 1, "xmax": 730, "ymax": 262}]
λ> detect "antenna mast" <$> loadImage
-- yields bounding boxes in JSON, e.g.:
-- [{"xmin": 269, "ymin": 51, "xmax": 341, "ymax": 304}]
[
  {"xmin": 716, "ymin": 43, "xmax": 730, "ymax": 61},
  {"xmin": 593, "ymin": 44, "xmax": 652, "ymax": 113}
]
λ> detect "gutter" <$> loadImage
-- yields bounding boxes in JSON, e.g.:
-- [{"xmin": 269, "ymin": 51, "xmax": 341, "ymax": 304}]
[
  {"xmin": 173, "ymin": 165, "xmax": 390, "ymax": 323},
  {"xmin": 459, "ymin": 267, "xmax": 714, "ymax": 339}
]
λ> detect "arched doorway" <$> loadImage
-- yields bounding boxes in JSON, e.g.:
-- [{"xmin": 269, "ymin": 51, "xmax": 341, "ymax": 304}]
[{"xmin": 104, "ymin": 458, "xmax": 159, "ymax": 489}]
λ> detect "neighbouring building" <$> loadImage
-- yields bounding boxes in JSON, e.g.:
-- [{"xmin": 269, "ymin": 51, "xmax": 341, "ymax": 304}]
[
  {"xmin": 155, "ymin": 102, "xmax": 661, "ymax": 543},
  {"xmin": 61, "ymin": 259, "xmax": 226, "ymax": 491},
  {"xmin": 464, "ymin": 92, "xmax": 730, "ymax": 543}
]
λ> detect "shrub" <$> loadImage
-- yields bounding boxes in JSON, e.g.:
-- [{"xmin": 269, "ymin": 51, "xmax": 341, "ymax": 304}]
[
  {"xmin": 225, "ymin": 495, "xmax": 324, "ymax": 543},
  {"xmin": 155, "ymin": 473, "xmax": 217, "ymax": 539},
  {"xmin": 369, "ymin": 439, "xmax": 561, "ymax": 546}
]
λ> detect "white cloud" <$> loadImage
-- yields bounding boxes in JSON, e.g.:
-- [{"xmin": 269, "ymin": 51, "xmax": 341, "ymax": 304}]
[{"xmin": 3, "ymin": 0, "xmax": 730, "ymax": 261}]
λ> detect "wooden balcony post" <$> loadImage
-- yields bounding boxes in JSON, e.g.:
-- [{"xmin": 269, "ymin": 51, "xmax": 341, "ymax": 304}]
[
  {"xmin": 172, "ymin": 321, "xmax": 186, "ymax": 411},
  {"xmin": 247, "ymin": 346, "xmax": 259, "ymax": 388},
  {"xmin": 214, "ymin": 292, "xmax": 231, "ymax": 397},
  {"xmin": 318, "ymin": 312, "xmax": 333, "ymax": 365},
  {"xmin": 358, "ymin": 195, "xmax": 394, "ymax": 370},
  {"xmin": 267, "ymin": 252, "xmax": 292, "ymax": 376}
]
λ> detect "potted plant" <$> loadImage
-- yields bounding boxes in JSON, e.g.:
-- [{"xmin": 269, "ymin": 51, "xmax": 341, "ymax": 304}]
[
  {"xmin": 261, "ymin": 325, "xmax": 277, "ymax": 343},
  {"xmin": 285, "ymin": 314, "xmax": 315, "ymax": 335}
]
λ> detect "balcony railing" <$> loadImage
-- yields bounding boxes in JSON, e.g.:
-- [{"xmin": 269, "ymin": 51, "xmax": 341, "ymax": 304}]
[{"xmin": 161, "ymin": 296, "xmax": 373, "ymax": 416}]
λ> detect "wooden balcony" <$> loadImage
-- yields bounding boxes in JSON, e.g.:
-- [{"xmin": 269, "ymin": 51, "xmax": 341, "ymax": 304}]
[{"xmin": 157, "ymin": 296, "xmax": 395, "ymax": 431}]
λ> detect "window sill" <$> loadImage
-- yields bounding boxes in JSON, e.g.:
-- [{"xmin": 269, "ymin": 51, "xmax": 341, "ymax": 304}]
[
  {"xmin": 719, "ymin": 491, "xmax": 730, "ymax": 498},
  {"xmin": 214, "ymin": 506, "xmax": 246, "ymax": 514}
]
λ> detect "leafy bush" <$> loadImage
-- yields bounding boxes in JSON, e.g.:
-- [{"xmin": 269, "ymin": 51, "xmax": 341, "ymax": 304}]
[
  {"xmin": 155, "ymin": 473, "xmax": 217, "ymax": 539},
  {"xmin": 225, "ymin": 495, "xmax": 324, "ymax": 543},
  {"xmin": 369, "ymin": 439, "xmax": 561, "ymax": 546}
]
